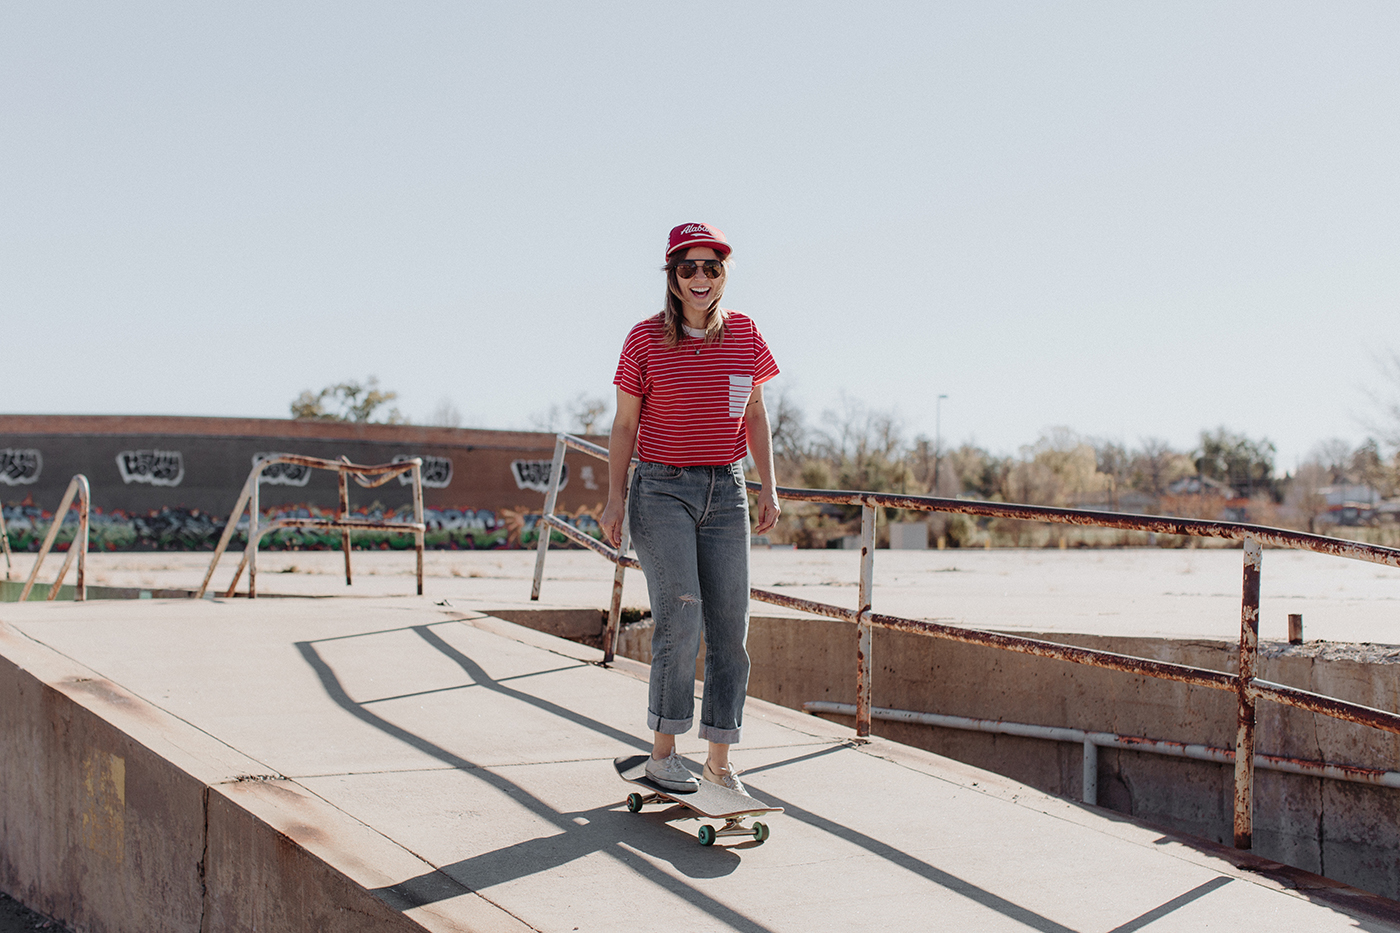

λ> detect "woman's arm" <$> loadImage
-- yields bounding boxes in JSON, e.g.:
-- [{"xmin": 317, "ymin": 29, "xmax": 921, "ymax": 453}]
[
  {"xmin": 743, "ymin": 384, "xmax": 781, "ymax": 535},
  {"xmin": 600, "ymin": 388, "xmax": 642, "ymax": 547}
]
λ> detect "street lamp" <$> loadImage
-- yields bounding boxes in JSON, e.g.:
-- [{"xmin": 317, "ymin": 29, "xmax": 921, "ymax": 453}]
[{"xmin": 933, "ymin": 394, "xmax": 948, "ymax": 494}]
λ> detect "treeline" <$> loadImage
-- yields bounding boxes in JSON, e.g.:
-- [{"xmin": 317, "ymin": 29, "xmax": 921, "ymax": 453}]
[{"xmin": 759, "ymin": 392, "xmax": 1400, "ymax": 548}]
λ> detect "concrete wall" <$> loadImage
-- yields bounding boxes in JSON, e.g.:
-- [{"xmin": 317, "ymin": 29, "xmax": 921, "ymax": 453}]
[
  {"xmin": 0, "ymin": 623, "xmax": 466, "ymax": 933},
  {"xmin": 607, "ymin": 613, "xmax": 1400, "ymax": 900}
]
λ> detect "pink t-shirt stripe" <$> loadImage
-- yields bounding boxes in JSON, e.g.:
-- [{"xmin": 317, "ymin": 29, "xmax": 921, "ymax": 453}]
[{"xmin": 614, "ymin": 311, "xmax": 779, "ymax": 466}]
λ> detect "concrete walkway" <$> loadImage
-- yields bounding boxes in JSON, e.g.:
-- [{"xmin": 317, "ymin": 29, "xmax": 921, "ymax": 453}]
[{"xmin": 4, "ymin": 589, "xmax": 1400, "ymax": 932}]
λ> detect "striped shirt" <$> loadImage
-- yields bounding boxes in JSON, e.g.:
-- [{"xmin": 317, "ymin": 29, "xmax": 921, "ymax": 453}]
[{"xmin": 614, "ymin": 311, "xmax": 780, "ymax": 466}]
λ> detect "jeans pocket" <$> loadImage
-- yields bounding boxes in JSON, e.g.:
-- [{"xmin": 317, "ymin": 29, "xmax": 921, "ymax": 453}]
[{"xmin": 641, "ymin": 462, "xmax": 683, "ymax": 481}]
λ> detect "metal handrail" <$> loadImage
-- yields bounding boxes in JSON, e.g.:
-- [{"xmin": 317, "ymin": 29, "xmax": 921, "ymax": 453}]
[
  {"xmin": 529, "ymin": 432, "xmax": 1400, "ymax": 851},
  {"xmin": 19, "ymin": 474, "xmax": 90, "ymax": 602},
  {"xmin": 1, "ymin": 503, "xmax": 11, "ymax": 580},
  {"xmin": 197, "ymin": 453, "xmax": 426, "ymax": 599}
]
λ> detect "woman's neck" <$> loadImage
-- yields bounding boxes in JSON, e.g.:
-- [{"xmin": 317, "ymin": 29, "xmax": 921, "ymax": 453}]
[{"xmin": 682, "ymin": 309, "xmax": 709, "ymax": 330}]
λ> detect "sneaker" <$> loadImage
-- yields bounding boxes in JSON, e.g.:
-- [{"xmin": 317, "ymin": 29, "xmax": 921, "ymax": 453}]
[
  {"xmin": 703, "ymin": 760, "xmax": 747, "ymax": 796},
  {"xmin": 646, "ymin": 750, "xmax": 699, "ymax": 792}
]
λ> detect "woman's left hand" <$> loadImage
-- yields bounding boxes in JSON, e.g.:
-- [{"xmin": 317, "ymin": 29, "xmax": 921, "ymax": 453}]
[{"xmin": 753, "ymin": 487, "xmax": 781, "ymax": 535}]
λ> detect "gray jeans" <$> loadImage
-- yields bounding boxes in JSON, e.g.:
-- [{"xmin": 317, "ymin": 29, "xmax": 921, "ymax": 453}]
[{"xmin": 629, "ymin": 460, "xmax": 751, "ymax": 744}]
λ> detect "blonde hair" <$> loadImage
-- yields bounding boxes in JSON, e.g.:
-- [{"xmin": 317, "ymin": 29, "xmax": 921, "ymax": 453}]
[{"xmin": 661, "ymin": 255, "xmax": 729, "ymax": 349}]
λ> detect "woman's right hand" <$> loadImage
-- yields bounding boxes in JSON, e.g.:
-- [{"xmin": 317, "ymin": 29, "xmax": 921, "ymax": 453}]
[{"xmin": 600, "ymin": 497, "xmax": 625, "ymax": 548}]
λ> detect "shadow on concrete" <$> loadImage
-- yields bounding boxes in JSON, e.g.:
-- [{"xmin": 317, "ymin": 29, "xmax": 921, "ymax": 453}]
[
  {"xmin": 297, "ymin": 617, "xmax": 1263, "ymax": 933},
  {"xmin": 296, "ymin": 624, "xmax": 776, "ymax": 933}
]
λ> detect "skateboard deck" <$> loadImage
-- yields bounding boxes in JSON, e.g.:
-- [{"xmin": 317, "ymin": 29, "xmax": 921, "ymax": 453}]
[{"xmin": 614, "ymin": 754, "xmax": 782, "ymax": 845}]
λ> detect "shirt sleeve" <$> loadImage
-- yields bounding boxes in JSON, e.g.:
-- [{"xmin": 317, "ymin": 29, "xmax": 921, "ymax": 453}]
[
  {"xmin": 751, "ymin": 321, "xmax": 780, "ymax": 386},
  {"xmin": 613, "ymin": 323, "xmax": 647, "ymax": 398}
]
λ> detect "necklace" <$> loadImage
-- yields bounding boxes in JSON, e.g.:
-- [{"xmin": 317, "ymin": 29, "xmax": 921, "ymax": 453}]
[{"xmin": 683, "ymin": 323, "xmax": 706, "ymax": 353}]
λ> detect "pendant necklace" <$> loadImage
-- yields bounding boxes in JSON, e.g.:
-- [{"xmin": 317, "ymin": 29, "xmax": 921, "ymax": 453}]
[{"xmin": 683, "ymin": 323, "xmax": 706, "ymax": 354}]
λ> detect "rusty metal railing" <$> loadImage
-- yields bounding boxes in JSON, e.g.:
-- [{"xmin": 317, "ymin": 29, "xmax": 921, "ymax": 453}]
[
  {"xmin": 18, "ymin": 474, "xmax": 90, "ymax": 602},
  {"xmin": 1, "ymin": 503, "xmax": 12, "ymax": 580},
  {"xmin": 529, "ymin": 433, "xmax": 1400, "ymax": 851},
  {"xmin": 197, "ymin": 454, "xmax": 426, "ymax": 599}
]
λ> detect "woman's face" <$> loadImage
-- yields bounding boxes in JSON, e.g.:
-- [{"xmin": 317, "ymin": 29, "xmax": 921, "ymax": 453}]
[{"xmin": 671, "ymin": 246, "xmax": 726, "ymax": 320}]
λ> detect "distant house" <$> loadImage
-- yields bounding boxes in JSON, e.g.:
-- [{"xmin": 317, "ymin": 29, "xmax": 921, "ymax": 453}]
[
  {"xmin": 1166, "ymin": 475, "xmax": 1236, "ymax": 498},
  {"xmin": 1071, "ymin": 489, "xmax": 1159, "ymax": 515},
  {"xmin": 1317, "ymin": 484, "xmax": 1386, "ymax": 526}
]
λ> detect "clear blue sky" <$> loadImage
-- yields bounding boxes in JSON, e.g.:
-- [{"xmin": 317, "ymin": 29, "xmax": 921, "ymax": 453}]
[{"xmin": 4, "ymin": 3, "xmax": 1397, "ymax": 471}]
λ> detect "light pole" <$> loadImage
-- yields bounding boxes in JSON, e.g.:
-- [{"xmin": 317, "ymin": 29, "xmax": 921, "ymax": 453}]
[{"xmin": 933, "ymin": 394, "xmax": 948, "ymax": 494}]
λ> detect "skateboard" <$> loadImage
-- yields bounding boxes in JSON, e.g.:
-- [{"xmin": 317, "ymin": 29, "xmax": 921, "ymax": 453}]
[{"xmin": 614, "ymin": 754, "xmax": 782, "ymax": 846}]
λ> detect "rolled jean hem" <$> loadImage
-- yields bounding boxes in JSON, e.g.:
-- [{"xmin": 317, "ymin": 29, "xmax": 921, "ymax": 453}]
[
  {"xmin": 648, "ymin": 711, "xmax": 693, "ymax": 735},
  {"xmin": 698, "ymin": 723, "xmax": 741, "ymax": 744}
]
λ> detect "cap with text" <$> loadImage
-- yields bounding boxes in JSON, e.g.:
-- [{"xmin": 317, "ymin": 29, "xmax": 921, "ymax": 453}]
[{"xmin": 666, "ymin": 222, "xmax": 731, "ymax": 260}]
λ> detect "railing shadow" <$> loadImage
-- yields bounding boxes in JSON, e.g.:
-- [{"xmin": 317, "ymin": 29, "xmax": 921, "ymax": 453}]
[{"xmin": 294, "ymin": 617, "xmax": 1178, "ymax": 932}]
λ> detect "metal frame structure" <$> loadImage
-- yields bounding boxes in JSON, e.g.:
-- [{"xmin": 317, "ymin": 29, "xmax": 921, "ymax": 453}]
[
  {"xmin": 197, "ymin": 454, "xmax": 426, "ymax": 599},
  {"xmin": 529, "ymin": 432, "xmax": 1400, "ymax": 851},
  {"xmin": 19, "ymin": 474, "xmax": 91, "ymax": 602}
]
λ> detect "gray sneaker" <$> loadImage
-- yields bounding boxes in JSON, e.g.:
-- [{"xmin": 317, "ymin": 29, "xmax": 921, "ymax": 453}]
[
  {"xmin": 704, "ymin": 760, "xmax": 747, "ymax": 796},
  {"xmin": 645, "ymin": 750, "xmax": 699, "ymax": 792}
]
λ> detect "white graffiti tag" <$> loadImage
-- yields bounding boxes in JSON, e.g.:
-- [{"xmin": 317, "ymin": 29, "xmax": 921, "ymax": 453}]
[
  {"xmin": 0, "ymin": 448, "xmax": 42, "ymax": 486},
  {"xmin": 254, "ymin": 453, "xmax": 312, "ymax": 487},
  {"xmin": 394, "ymin": 455, "xmax": 453, "ymax": 489},
  {"xmin": 115, "ymin": 449, "xmax": 185, "ymax": 487},
  {"xmin": 511, "ymin": 460, "xmax": 568, "ymax": 493}
]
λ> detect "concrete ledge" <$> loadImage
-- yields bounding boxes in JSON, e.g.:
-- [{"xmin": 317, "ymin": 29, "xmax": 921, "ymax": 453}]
[{"xmin": 0, "ymin": 621, "xmax": 525, "ymax": 933}]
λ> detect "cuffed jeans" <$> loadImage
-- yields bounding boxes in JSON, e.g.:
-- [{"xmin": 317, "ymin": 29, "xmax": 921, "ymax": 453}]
[{"xmin": 629, "ymin": 460, "xmax": 751, "ymax": 745}]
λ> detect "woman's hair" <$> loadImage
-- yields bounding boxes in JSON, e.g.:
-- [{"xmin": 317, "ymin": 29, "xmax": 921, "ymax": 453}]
[{"xmin": 660, "ymin": 254, "xmax": 729, "ymax": 349}]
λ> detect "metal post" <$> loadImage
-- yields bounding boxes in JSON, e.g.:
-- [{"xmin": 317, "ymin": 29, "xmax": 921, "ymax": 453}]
[
  {"xmin": 1082, "ymin": 738, "xmax": 1098, "ymax": 805},
  {"xmin": 75, "ymin": 476, "xmax": 89, "ymax": 601},
  {"xmin": 1234, "ymin": 537, "xmax": 1262, "ymax": 849},
  {"xmin": 1, "ymin": 503, "xmax": 12, "ymax": 581},
  {"xmin": 198, "ymin": 472, "xmax": 255, "ymax": 599},
  {"xmin": 531, "ymin": 434, "xmax": 568, "ymax": 601},
  {"xmin": 602, "ymin": 461, "xmax": 636, "ymax": 665},
  {"xmin": 1288, "ymin": 613, "xmax": 1303, "ymax": 645},
  {"xmin": 248, "ymin": 459, "xmax": 261, "ymax": 599},
  {"xmin": 338, "ymin": 469, "xmax": 352, "ymax": 586},
  {"xmin": 856, "ymin": 502, "xmax": 876, "ymax": 739},
  {"xmin": 20, "ymin": 476, "xmax": 81, "ymax": 602},
  {"xmin": 411, "ymin": 459, "xmax": 425, "ymax": 596},
  {"xmin": 45, "ymin": 477, "xmax": 90, "ymax": 602}
]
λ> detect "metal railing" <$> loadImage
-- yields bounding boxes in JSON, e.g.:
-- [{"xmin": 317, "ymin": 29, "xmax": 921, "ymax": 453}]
[
  {"xmin": 529, "ymin": 433, "xmax": 1400, "ymax": 851},
  {"xmin": 1, "ymin": 502, "xmax": 12, "ymax": 580},
  {"xmin": 803, "ymin": 702, "xmax": 1400, "ymax": 803},
  {"xmin": 197, "ymin": 454, "xmax": 426, "ymax": 599},
  {"xmin": 18, "ymin": 474, "xmax": 91, "ymax": 602}
]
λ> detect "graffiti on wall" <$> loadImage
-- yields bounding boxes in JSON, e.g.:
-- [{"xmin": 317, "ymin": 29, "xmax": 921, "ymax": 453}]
[
  {"xmin": 1, "ymin": 449, "xmax": 42, "ymax": 486},
  {"xmin": 394, "ymin": 455, "xmax": 453, "ymax": 489},
  {"xmin": 255, "ymin": 453, "xmax": 313, "ymax": 487},
  {"xmin": 511, "ymin": 460, "xmax": 568, "ymax": 493},
  {"xmin": 3, "ymin": 501, "xmax": 605, "ymax": 552},
  {"xmin": 116, "ymin": 450, "xmax": 184, "ymax": 487}
]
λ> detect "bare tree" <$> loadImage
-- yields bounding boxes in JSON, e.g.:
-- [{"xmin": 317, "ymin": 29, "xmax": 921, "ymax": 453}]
[{"xmin": 429, "ymin": 397, "xmax": 463, "ymax": 428}]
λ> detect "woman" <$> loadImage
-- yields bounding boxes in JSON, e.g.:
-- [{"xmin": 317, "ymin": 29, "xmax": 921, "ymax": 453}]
[{"xmin": 600, "ymin": 222, "xmax": 781, "ymax": 794}]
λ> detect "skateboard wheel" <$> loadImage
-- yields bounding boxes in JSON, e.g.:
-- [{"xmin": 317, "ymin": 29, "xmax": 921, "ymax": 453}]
[
  {"xmin": 626, "ymin": 792, "xmax": 644, "ymax": 813},
  {"xmin": 753, "ymin": 822, "xmax": 769, "ymax": 843},
  {"xmin": 698, "ymin": 825, "xmax": 716, "ymax": 846}
]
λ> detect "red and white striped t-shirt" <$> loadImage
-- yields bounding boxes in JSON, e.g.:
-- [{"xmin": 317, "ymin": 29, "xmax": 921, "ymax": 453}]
[{"xmin": 614, "ymin": 311, "xmax": 780, "ymax": 466}]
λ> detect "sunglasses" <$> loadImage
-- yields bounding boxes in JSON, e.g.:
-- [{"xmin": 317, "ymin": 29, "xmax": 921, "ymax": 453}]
[{"xmin": 672, "ymin": 259, "xmax": 726, "ymax": 280}]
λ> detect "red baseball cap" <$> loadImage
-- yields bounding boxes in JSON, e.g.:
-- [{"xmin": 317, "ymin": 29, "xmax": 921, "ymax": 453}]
[{"xmin": 666, "ymin": 222, "xmax": 731, "ymax": 259}]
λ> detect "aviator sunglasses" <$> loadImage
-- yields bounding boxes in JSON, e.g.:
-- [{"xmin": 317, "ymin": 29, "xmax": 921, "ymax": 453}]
[{"xmin": 671, "ymin": 258, "xmax": 726, "ymax": 280}]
